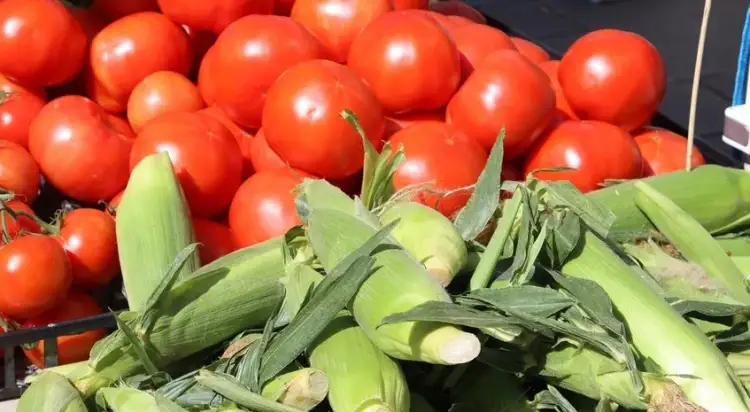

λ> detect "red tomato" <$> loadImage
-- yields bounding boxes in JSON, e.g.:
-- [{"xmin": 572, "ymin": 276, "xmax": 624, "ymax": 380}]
[
  {"xmin": 451, "ymin": 24, "xmax": 516, "ymax": 81},
  {"xmin": 56, "ymin": 209, "xmax": 119, "ymax": 290},
  {"xmin": 157, "ymin": 0, "xmax": 275, "ymax": 34},
  {"xmin": 197, "ymin": 46, "xmax": 219, "ymax": 106},
  {"xmin": 127, "ymin": 71, "xmax": 205, "ymax": 132},
  {"xmin": 390, "ymin": 121, "xmax": 488, "ymax": 217},
  {"xmin": 348, "ymin": 11, "xmax": 461, "ymax": 114},
  {"xmin": 0, "ymin": 73, "xmax": 46, "ymax": 100},
  {"xmin": 263, "ymin": 59, "xmax": 384, "ymax": 179},
  {"xmin": 291, "ymin": 0, "xmax": 392, "ymax": 64},
  {"xmin": 331, "ymin": 172, "xmax": 363, "ymax": 197},
  {"xmin": 91, "ymin": 0, "xmax": 158, "ymax": 20},
  {"xmin": 88, "ymin": 12, "xmax": 193, "ymax": 113},
  {"xmin": 275, "ymin": 0, "xmax": 297, "ymax": 15},
  {"xmin": 383, "ymin": 110, "xmax": 446, "ymax": 140},
  {"xmin": 250, "ymin": 128, "xmax": 287, "ymax": 172},
  {"xmin": 429, "ymin": 1, "xmax": 486, "ymax": 25},
  {"xmin": 0, "ymin": 235, "xmax": 72, "ymax": 320},
  {"xmin": 0, "ymin": 0, "xmax": 87, "ymax": 86},
  {"xmin": 183, "ymin": 25, "xmax": 217, "ymax": 71},
  {"xmin": 523, "ymin": 120, "xmax": 642, "ymax": 192},
  {"xmin": 229, "ymin": 168, "xmax": 314, "ymax": 247},
  {"xmin": 559, "ymin": 30, "xmax": 666, "ymax": 132},
  {"xmin": 447, "ymin": 49, "xmax": 555, "ymax": 159},
  {"xmin": 106, "ymin": 190, "xmax": 123, "ymax": 217},
  {"xmin": 70, "ymin": 5, "xmax": 111, "ymax": 41},
  {"xmin": 28, "ymin": 96, "xmax": 134, "ymax": 203},
  {"xmin": 502, "ymin": 163, "xmax": 524, "ymax": 181},
  {"xmin": 633, "ymin": 127, "xmax": 705, "ymax": 176},
  {"xmin": 22, "ymin": 291, "xmax": 106, "ymax": 368},
  {"xmin": 197, "ymin": 106, "xmax": 255, "ymax": 178},
  {"xmin": 392, "ymin": 0, "xmax": 429, "ymax": 10},
  {"xmin": 537, "ymin": 60, "xmax": 578, "ymax": 121},
  {"xmin": 1, "ymin": 200, "xmax": 41, "ymax": 241},
  {"xmin": 0, "ymin": 92, "xmax": 46, "ymax": 149},
  {"xmin": 130, "ymin": 112, "xmax": 243, "ymax": 218},
  {"xmin": 212, "ymin": 15, "xmax": 323, "ymax": 129},
  {"xmin": 0, "ymin": 141, "xmax": 39, "ymax": 204},
  {"xmin": 509, "ymin": 37, "xmax": 550, "ymax": 64},
  {"xmin": 193, "ymin": 218, "xmax": 237, "ymax": 264}
]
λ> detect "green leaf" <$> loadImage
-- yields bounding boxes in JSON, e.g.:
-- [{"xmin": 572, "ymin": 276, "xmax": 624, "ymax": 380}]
[
  {"xmin": 595, "ymin": 398, "xmax": 616, "ymax": 412},
  {"xmin": 239, "ymin": 286, "xmax": 285, "ymax": 392},
  {"xmin": 380, "ymin": 301, "xmax": 522, "ymax": 329},
  {"xmin": 511, "ymin": 218, "xmax": 548, "ymax": 285},
  {"xmin": 477, "ymin": 346, "xmax": 530, "ymax": 374},
  {"xmin": 195, "ymin": 371, "xmax": 303, "ymax": 412},
  {"xmin": 533, "ymin": 386, "xmax": 579, "ymax": 412},
  {"xmin": 465, "ymin": 285, "xmax": 576, "ymax": 318},
  {"xmin": 498, "ymin": 190, "xmax": 534, "ymax": 282},
  {"xmin": 258, "ymin": 256, "xmax": 374, "ymax": 384},
  {"xmin": 277, "ymin": 264, "xmax": 321, "ymax": 327},
  {"xmin": 544, "ymin": 210, "xmax": 582, "ymax": 267},
  {"xmin": 17, "ymin": 372, "xmax": 88, "ymax": 412},
  {"xmin": 669, "ymin": 299, "xmax": 750, "ymax": 317},
  {"xmin": 368, "ymin": 142, "xmax": 405, "ymax": 209},
  {"xmin": 543, "ymin": 180, "xmax": 615, "ymax": 238},
  {"xmin": 155, "ymin": 394, "xmax": 190, "ymax": 412},
  {"xmin": 342, "ymin": 109, "xmax": 379, "ymax": 206},
  {"xmin": 114, "ymin": 312, "xmax": 160, "ymax": 375},
  {"xmin": 453, "ymin": 128, "xmax": 505, "ymax": 241}
]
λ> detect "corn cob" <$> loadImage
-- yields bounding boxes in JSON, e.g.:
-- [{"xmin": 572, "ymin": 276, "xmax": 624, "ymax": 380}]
[
  {"xmin": 117, "ymin": 152, "xmax": 198, "ymax": 311},
  {"xmin": 260, "ymin": 368, "xmax": 329, "ymax": 411},
  {"xmin": 588, "ymin": 165, "xmax": 750, "ymax": 239},
  {"xmin": 17, "ymin": 372, "xmax": 88, "ymax": 412}
]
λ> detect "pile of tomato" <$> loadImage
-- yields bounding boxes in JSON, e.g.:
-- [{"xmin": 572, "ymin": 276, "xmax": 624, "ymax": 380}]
[{"xmin": 0, "ymin": 0, "xmax": 705, "ymax": 368}]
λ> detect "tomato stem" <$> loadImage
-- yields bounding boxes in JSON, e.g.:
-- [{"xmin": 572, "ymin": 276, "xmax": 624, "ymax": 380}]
[{"xmin": 0, "ymin": 200, "xmax": 58, "ymax": 235}]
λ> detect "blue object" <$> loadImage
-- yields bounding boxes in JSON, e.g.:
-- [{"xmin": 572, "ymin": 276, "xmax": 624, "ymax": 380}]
[{"xmin": 732, "ymin": 6, "xmax": 750, "ymax": 106}]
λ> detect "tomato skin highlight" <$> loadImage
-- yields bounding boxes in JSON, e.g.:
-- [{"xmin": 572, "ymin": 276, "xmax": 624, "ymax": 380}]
[
  {"xmin": 429, "ymin": 1, "xmax": 486, "ymax": 25},
  {"xmin": 447, "ymin": 49, "xmax": 556, "ymax": 159},
  {"xmin": 633, "ymin": 127, "xmax": 706, "ymax": 176},
  {"xmin": 1, "ymin": 200, "xmax": 41, "ymax": 241},
  {"xmin": 28, "ymin": 96, "xmax": 134, "ymax": 203},
  {"xmin": 157, "ymin": 0, "xmax": 275, "ymax": 34},
  {"xmin": 57, "ymin": 208, "xmax": 119, "ymax": 290},
  {"xmin": 22, "ymin": 290, "xmax": 106, "ymax": 368},
  {"xmin": 390, "ymin": 121, "xmax": 488, "ymax": 217},
  {"xmin": 0, "ymin": 235, "xmax": 72, "ymax": 320},
  {"xmin": 347, "ymin": 11, "xmax": 461, "ymax": 114},
  {"xmin": 291, "ymin": 0, "xmax": 393, "ymax": 64},
  {"xmin": 250, "ymin": 129, "xmax": 287, "ymax": 173},
  {"xmin": 0, "ymin": 141, "xmax": 40, "ymax": 204},
  {"xmin": 523, "ymin": 120, "xmax": 643, "ymax": 193},
  {"xmin": 537, "ymin": 60, "xmax": 579, "ymax": 121},
  {"xmin": 88, "ymin": 12, "xmax": 193, "ymax": 113},
  {"xmin": 450, "ymin": 23, "xmax": 516, "ymax": 81},
  {"xmin": 130, "ymin": 112, "xmax": 243, "ymax": 218},
  {"xmin": 193, "ymin": 218, "xmax": 238, "ymax": 264},
  {"xmin": 559, "ymin": 29, "xmax": 666, "ymax": 132},
  {"xmin": 509, "ymin": 37, "xmax": 550, "ymax": 64},
  {"xmin": 0, "ymin": 0, "xmax": 87, "ymax": 87},
  {"xmin": 212, "ymin": 15, "xmax": 324, "ymax": 129},
  {"xmin": 229, "ymin": 168, "xmax": 314, "ymax": 247},
  {"xmin": 263, "ymin": 59, "xmax": 385, "ymax": 179},
  {"xmin": 127, "ymin": 71, "xmax": 205, "ymax": 133}
]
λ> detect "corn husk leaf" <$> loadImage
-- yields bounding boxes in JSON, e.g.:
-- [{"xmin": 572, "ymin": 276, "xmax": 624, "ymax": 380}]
[{"xmin": 17, "ymin": 372, "xmax": 88, "ymax": 412}]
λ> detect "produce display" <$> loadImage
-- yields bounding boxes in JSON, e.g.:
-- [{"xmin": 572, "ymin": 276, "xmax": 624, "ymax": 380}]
[{"xmin": 0, "ymin": 0, "xmax": 745, "ymax": 411}]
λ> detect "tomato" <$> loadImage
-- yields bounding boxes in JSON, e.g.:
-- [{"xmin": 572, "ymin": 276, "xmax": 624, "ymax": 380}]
[
  {"xmin": 183, "ymin": 25, "xmax": 217, "ymax": 71},
  {"xmin": 383, "ymin": 110, "xmax": 445, "ymax": 140},
  {"xmin": 0, "ymin": 73, "xmax": 46, "ymax": 100},
  {"xmin": 451, "ymin": 24, "xmax": 516, "ymax": 81},
  {"xmin": 502, "ymin": 163, "xmax": 524, "ymax": 181},
  {"xmin": 537, "ymin": 60, "xmax": 578, "ymax": 121},
  {"xmin": 291, "ymin": 0, "xmax": 392, "ymax": 64},
  {"xmin": 429, "ymin": 1, "xmax": 486, "ymax": 24},
  {"xmin": 263, "ymin": 59, "xmax": 384, "ymax": 179},
  {"xmin": 212, "ymin": 15, "xmax": 323, "ymax": 129},
  {"xmin": 447, "ymin": 49, "xmax": 555, "ymax": 159},
  {"xmin": 28, "ymin": 96, "xmax": 133, "ymax": 203},
  {"xmin": 1, "ymin": 200, "xmax": 41, "ymax": 241},
  {"xmin": 559, "ymin": 30, "xmax": 666, "ymax": 132},
  {"xmin": 348, "ymin": 11, "xmax": 461, "ymax": 114},
  {"xmin": 127, "ymin": 71, "xmax": 205, "ymax": 132},
  {"xmin": 70, "ymin": 5, "xmax": 111, "ymax": 41},
  {"xmin": 0, "ymin": 0, "xmax": 87, "ymax": 86},
  {"xmin": 509, "ymin": 37, "xmax": 550, "ymax": 64},
  {"xmin": 0, "ymin": 235, "xmax": 72, "ymax": 320},
  {"xmin": 193, "ymin": 218, "xmax": 237, "ymax": 264},
  {"xmin": 523, "ymin": 120, "xmax": 642, "ymax": 192},
  {"xmin": 22, "ymin": 291, "xmax": 106, "ymax": 368},
  {"xmin": 197, "ymin": 46, "xmax": 219, "ymax": 106},
  {"xmin": 633, "ymin": 127, "xmax": 705, "ymax": 176},
  {"xmin": 107, "ymin": 190, "xmax": 123, "ymax": 217},
  {"xmin": 88, "ymin": 12, "xmax": 193, "ymax": 113},
  {"xmin": 198, "ymin": 106, "xmax": 255, "ymax": 178},
  {"xmin": 55, "ymin": 209, "xmax": 119, "ymax": 290},
  {"xmin": 130, "ymin": 112, "xmax": 243, "ymax": 218},
  {"xmin": 91, "ymin": 0, "xmax": 158, "ymax": 20},
  {"xmin": 157, "ymin": 0, "xmax": 275, "ymax": 34},
  {"xmin": 392, "ymin": 0, "xmax": 429, "ymax": 10},
  {"xmin": 331, "ymin": 172, "xmax": 362, "ymax": 196},
  {"xmin": 250, "ymin": 128, "xmax": 287, "ymax": 172},
  {"xmin": 0, "ymin": 91, "xmax": 46, "ymax": 149},
  {"xmin": 390, "ymin": 121, "xmax": 487, "ymax": 217},
  {"xmin": 229, "ymin": 168, "xmax": 314, "ymax": 247},
  {"xmin": 275, "ymin": 0, "xmax": 296, "ymax": 15},
  {"xmin": 0, "ymin": 141, "xmax": 39, "ymax": 204}
]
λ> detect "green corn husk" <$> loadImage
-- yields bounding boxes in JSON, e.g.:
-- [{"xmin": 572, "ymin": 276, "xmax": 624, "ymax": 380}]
[
  {"xmin": 260, "ymin": 368, "xmax": 329, "ymax": 411},
  {"xmin": 299, "ymin": 180, "xmax": 480, "ymax": 365},
  {"xmin": 450, "ymin": 363, "xmax": 535, "ymax": 412},
  {"xmin": 588, "ymin": 165, "xmax": 750, "ymax": 240},
  {"xmin": 731, "ymin": 256, "xmax": 750, "ymax": 276},
  {"xmin": 561, "ymin": 230, "xmax": 750, "ymax": 412},
  {"xmin": 117, "ymin": 152, "xmax": 199, "ymax": 311},
  {"xmin": 378, "ymin": 202, "xmax": 468, "ymax": 286},
  {"xmin": 95, "ymin": 387, "xmax": 188, "ymax": 411},
  {"xmin": 17, "ymin": 372, "xmax": 88, "ymax": 412},
  {"xmin": 309, "ymin": 311, "xmax": 410, "ymax": 412},
  {"xmin": 717, "ymin": 236, "xmax": 750, "ymax": 257}
]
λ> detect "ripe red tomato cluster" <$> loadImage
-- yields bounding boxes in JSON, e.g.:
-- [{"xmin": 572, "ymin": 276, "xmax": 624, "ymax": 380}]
[{"xmin": 0, "ymin": 0, "xmax": 703, "ymax": 361}]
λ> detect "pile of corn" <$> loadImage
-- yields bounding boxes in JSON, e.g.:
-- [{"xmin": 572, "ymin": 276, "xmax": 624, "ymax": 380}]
[{"xmin": 17, "ymin": 130, "xmax": 750, "ymax": 412}]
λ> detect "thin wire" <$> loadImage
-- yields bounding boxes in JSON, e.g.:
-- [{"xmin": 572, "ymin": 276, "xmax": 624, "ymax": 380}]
[{"xmin": 686, "ymin": 0, "xmax": 711, "ymax": 171}]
